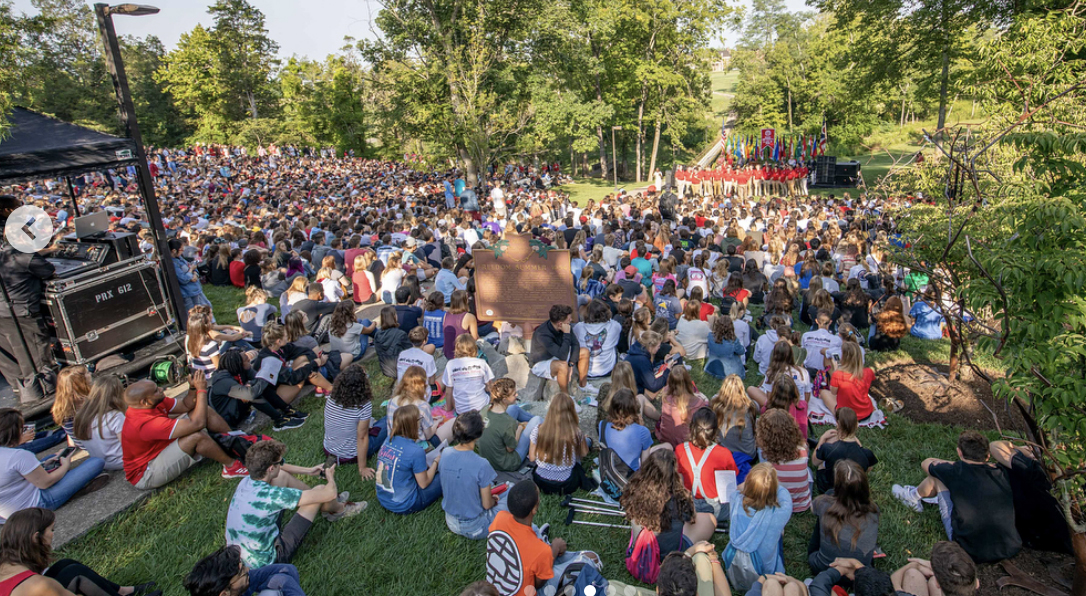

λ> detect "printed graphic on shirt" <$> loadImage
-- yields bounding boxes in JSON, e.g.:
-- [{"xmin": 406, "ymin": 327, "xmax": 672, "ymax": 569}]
[
  {"xmin": 486, "ymin": 530, "xmax": 524, "ymax": 595},
  {"xmin": 254, "ymin": 357, "xmax": 282, "ymax": 385},
  {"xmin": 375, "ymin": 441, "xmax": 403, "ymax": 496},
  {"xmin": 584, "ymin": 328, "xmax": 608, "ymax": 357}
]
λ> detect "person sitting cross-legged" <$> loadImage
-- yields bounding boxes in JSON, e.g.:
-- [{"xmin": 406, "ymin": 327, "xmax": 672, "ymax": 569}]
[
  {"xmin": 185, "ymin": 545, "xmax": 306, "ymax": 596},
  {"xmin": 440, "ymin": 411, "xmax": 508, "ymax": 540},
  {"xmin": 485, "ymin": 480, "xmax": 600, "ymax": 596},
  {"xmin": 225, "ymin": 439, "xmax": 365, "ymax": 569},
  {"xmin": 892, "ymin": 430, "xmax": 1022, "ymax": 564},
  {"xmin": 121, "ymin": 374, "xmax": 247, "ymax": 489}
]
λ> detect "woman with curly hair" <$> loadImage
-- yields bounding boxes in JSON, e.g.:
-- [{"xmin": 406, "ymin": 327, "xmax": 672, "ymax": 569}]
[
  {"xmin": 328, "ymin": 300, "xmax": 376, "ymax": 368},
  {"xmin": 869, "ymin": 295, "xmax": 911, "ymax": 352},
  {"xmin": 756, "ymin": 409, "xmax": 811, "ymax": 512},
  {"xmin": 620, "ymin": 449, "xmax": 717, "ymax": 559},
  {"xmin": 323, "ymin": 363, "xmax": 381, "ymax": 480},
  {"xmin": 726, "ymin": 463, "xmax": 793, "ymax": 575}
]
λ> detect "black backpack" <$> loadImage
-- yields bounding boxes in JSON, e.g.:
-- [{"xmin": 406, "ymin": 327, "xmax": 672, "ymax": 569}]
[{"xmin": 597, "ymin": 430, "xmax": 633, "ymax": 501}]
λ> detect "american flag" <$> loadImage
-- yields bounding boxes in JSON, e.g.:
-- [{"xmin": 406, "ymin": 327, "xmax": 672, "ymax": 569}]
[{"xmin": 819, "ymin": 117, "xmax": 829, "ymax": 154}]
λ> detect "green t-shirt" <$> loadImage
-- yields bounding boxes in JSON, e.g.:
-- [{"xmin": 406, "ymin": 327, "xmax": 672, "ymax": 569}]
[
  {"xmin": 904, "ymin": 271, "xmax": 929, "ymax": 296},
  {"xmin": 478, "ymin": 406, "xmax": 522, "ymax": 471},
  {"xmin": 225, "ymin": 477, "xmax": 304, "ymax": 568}
]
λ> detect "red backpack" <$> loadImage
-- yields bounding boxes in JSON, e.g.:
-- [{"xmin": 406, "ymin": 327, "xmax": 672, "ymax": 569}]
[{"xmin": 625, "ymin": 527, "xmax": 662, "ymax": 584}]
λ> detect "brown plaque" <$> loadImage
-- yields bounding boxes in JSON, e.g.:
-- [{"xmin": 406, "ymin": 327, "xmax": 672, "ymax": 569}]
[{"xmin": 473, "ymin": 234, "xmax": 577, "ymax": 323}]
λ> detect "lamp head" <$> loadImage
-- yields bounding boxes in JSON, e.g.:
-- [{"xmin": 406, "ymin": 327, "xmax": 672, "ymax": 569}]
[{"xmin": 108, "ymin": 4, "xmax": 159, "ymax": 16}]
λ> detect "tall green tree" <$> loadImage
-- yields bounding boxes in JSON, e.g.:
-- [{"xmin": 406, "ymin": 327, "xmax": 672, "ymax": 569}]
[
  {"xmin": 0, "ymin": 0, "xmax": 22, "ymax": 136},
  {"xmin": 121, "ymin": 35, "xmax": 190, "ymax": 146},
  {"xmin": 206, "ymin": 0, "xmax": 278, "ymax": 120}
]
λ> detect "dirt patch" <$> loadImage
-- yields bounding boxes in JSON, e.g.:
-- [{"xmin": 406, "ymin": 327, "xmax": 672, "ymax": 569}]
[
  {"xmin": 976, "ymin": 548, "xmax": 1075, "ymax": 596},
  {"xmin": 870, "ymin": 363, "xmax": 1025, "ymax": 432}
]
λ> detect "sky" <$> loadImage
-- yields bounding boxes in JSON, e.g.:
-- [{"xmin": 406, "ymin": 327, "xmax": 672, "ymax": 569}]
[{"xmin": 11, "ymin": 0, "xmax": 811, "ymax": 60}]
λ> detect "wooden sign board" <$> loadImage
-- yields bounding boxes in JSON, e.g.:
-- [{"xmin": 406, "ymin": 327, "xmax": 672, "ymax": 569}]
[{"xmin": 473, "ymin": 234, "xmax": 577, "ymax": 323}]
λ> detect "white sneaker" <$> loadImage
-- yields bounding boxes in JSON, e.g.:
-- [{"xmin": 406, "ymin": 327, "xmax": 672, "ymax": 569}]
[
  {"xmin": 579, "ymin": 383, "xmax": 600, "ymax": 396},
  {"xmin": 892, "ymin": 484, "xmax": 923, "ymax": 512}
]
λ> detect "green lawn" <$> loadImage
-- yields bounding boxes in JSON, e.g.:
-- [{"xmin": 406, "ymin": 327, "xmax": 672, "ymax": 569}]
[
  {"xmin": 710, "ymin": 70, "xmax": 739, "ymax": 120},
  {"xmin": 561, "ymin": 177, "xmax": 627, "ymax": 206},
  {"xmin": 59, "ymin": 286, "xmax": 997, "ymax": 595}
]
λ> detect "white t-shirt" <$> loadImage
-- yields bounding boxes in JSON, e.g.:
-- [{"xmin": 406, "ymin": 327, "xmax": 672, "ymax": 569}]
[
  {"xmin": 685, "ymin": 267, "xmax": 710, "ymax": 297},
  {"xmin": 491, "ymin": 187, "xmax": 507, "ymax": 216},
  {"xmin": 397, "ymin": 347, "xmax": 438, "ymax": 381},
  {"xmin": 81, "ymin": 411, "xmax": 126, "ymax": 471},
  {"xmin": 800, "ymin": 329, "xmax": 842, "ymax": 370},
  {"xmin": 573, "ymin": 320, "xmax": 622, "ymax": 378},
  {"xmin": 602, "ymin": 246, "xmax": 625, "ymax": 269},
  {"xmin": 821, "ymin": 277, "xmax": 841, "ymax": 293},
  {"xmin": 441, "ymin": 357, "xmax": 494, "ymax": 414},
  {"xmin": 0, "ymin": 447, "xmax": 42, "ymax": 520}
]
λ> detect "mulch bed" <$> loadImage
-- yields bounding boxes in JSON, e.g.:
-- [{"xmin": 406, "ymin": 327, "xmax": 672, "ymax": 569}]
[
  {"xmin": 868, "ymin": 362, "xmax": 1074, "ymax": 596},
  {"xmin": 870, "ymin": 363, "xmax": 1026, "ymax": 433}
]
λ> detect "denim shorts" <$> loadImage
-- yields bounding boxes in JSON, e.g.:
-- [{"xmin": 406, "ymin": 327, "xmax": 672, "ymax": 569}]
[{"xmin": 446, "ymin": 507, "xmax": 499, "ymax": 540}]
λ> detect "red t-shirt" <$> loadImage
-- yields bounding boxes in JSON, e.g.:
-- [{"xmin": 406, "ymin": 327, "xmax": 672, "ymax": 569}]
[
  {"xmin": 487, "ymin": 511, "xmax": 554, "ymax": 596},
  {"xmin": 830, "ymin": 368, "xmax": 876, "ymax": 419},
  {"xmin": 698, "ymin": 302, "xmax": 715, "ymax": 321},
  {"xmin": 675, "ymin": 443, "xmax": 737, "ymax": 500},
  {"xmin": 121, "ymin": 397, "xmax": 180, "ymax": 485},
  {"xmin": 229, "ymin": 261, "xmax": 245, "ymax": 287}
]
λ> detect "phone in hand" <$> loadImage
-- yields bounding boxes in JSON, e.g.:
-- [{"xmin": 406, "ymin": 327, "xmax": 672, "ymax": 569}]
[
  {"xmin": 58, "ymin": 446, "xmax": 77, "ymax": 459},
  {"xmin": 23, "ymin": 423, "xmax": 35, "ymax": 436},
  {"xmin": 321, "ymin": 455, "xmax": 336, "ymax": 479}
]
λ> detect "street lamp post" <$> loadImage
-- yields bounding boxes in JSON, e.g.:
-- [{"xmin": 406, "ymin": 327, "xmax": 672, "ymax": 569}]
[
  {"xmin": 611, "ymin": 125, "xmax": 622, "ymax": 191},
  {"xmin": 94, "ymin": 3, "xmax": 188, "ymax": 330}
]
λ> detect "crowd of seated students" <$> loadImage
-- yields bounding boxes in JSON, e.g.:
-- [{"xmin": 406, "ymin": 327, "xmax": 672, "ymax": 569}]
[{"xmin": 5, "ymin": 149, "xmax": 1069, "ymax": 596}]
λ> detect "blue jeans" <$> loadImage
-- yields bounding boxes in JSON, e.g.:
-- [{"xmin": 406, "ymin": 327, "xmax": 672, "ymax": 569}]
[
  {"xmin": 182, "ymin": 292, "xmax": 212, "ymax": 314},
  {"xmin": 38, "ymin": 457, "xmax": 105, "ymax": 510},
  {"xmin": 244, "ymin": 564, "xmax": 305, "ymax": 596},
  {"xmin": 368, "ymin": 417, "xmax": 388, "ymax": 459},
  {"xmin": 515, "ymin": 416, "xmax": 544, "ymax": 461},
  {"xmin": 506, "ymin": 404, "xmax": 535, "ymax": 423},
  {"xmin": 19, "ymin": 429, "xmax": 66, "ymax": 454}
]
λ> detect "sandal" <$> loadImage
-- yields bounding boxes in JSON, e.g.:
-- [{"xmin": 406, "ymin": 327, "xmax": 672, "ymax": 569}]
[{"xmin": 881, "ymin": 398, "xmax": 905, "ymax": 413}]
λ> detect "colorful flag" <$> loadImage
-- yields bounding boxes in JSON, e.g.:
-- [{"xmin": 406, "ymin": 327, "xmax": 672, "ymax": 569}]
[{"xmin": 819, "ymin": 117, "xmax": 829, "ymax": 155}]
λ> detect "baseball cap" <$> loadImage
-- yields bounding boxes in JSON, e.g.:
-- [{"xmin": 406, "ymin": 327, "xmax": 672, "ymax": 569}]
[
  {"xmin": 624, "ymin": 265, "xmax": 637, "ymax": 276},
  {"xmin": 404, "ymin": 237, "xmax": 417, "ymax": 247}
]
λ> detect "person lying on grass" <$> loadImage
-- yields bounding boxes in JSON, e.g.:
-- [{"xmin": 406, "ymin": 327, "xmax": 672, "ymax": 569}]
[
  {"xmin": 440, "ymin": 411, "xmax": 508, "ymax": 540},
  {"xmin": 892, "ymin": 430, "xmax": 1021, "ymax": 564},
  {"xmin": 225, "ymin": 439, "xmax": 365, "ymax": 569},
  {"xmin": 891, "ymin": 541, "xmax": 978, "ymax": 596},
  {"xmin": 185, "ymin": 545, "xmax": 305, "ymax": 596},
  {"xmin": 485, "ymin": 480, "xmax": 600, "ymax": 596}
]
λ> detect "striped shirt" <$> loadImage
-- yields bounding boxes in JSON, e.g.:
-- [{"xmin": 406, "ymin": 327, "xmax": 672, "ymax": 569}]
[
  {"xmin": 529, "ymin": 426, "xmax": 578, "ymax": 482},
  {"xmin": 323, "ymin": 399, "xmax": 374, "ymax": 460},
  {"xmin": 767, "ymin": 446, "xmax": 811, "ymax": 512},
  {"xmin": 189, "ymin": 340, "xmax": 219, "ymax": 378}
]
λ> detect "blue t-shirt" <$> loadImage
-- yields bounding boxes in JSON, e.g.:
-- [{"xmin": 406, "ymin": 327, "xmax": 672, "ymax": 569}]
[
  {"xmin": 603, "ymin": 422, "xmax": 654, "ymax": 471},
  {"xmin": 439, "ymin": 447, "xmax": 496, "ymax": 520},
  {"xmin": 655, "ymin": 295, "xmax": 682, "ymax": 329},
  {"xmin": 376, "ymin": 436, "xmax": 427, "ymax": 513},
  {"xmin": 909, "ymin": 301, "xmax": 945, "ymax": 340}
]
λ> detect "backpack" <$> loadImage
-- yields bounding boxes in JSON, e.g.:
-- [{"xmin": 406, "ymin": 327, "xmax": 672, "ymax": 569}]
[
  {"xmin": 597, "ymin": 429, "xmax": 633, "ymax": 501},
  {"xmin": 721, "ymin": 542, "xmax": 766, "ymax": 593},
  {"xmin": 625, "ymin": 528, "xmax": 662, "ymax": 584},
  {"xmin": 212, "ymin": 433, "xmax": 274, "ymax": 462}
]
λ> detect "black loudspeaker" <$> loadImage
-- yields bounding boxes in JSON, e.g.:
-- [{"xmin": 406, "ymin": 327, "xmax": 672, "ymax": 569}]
[
  {"xmin": 816, "ymin": 156, "xmax": 837, "ymax": 184},
  {"xmin": 835, "ymin": 161, "xmax": 860, "ymax": 178}
]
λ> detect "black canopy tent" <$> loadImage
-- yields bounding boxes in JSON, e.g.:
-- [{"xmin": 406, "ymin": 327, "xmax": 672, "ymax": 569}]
[
  {"xmin": 0, "ymin": 107, "xmax": 140, "ymax": 182},
  {"xmin": 0, "ymin": 107, "xmax": 186, "ymax": 414}
]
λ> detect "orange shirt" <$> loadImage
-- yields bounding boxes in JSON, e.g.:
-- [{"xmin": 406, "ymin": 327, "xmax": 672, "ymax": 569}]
[{"xmin": 487, "ymin": 511, "xmax": 554, "ymax": 596}]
